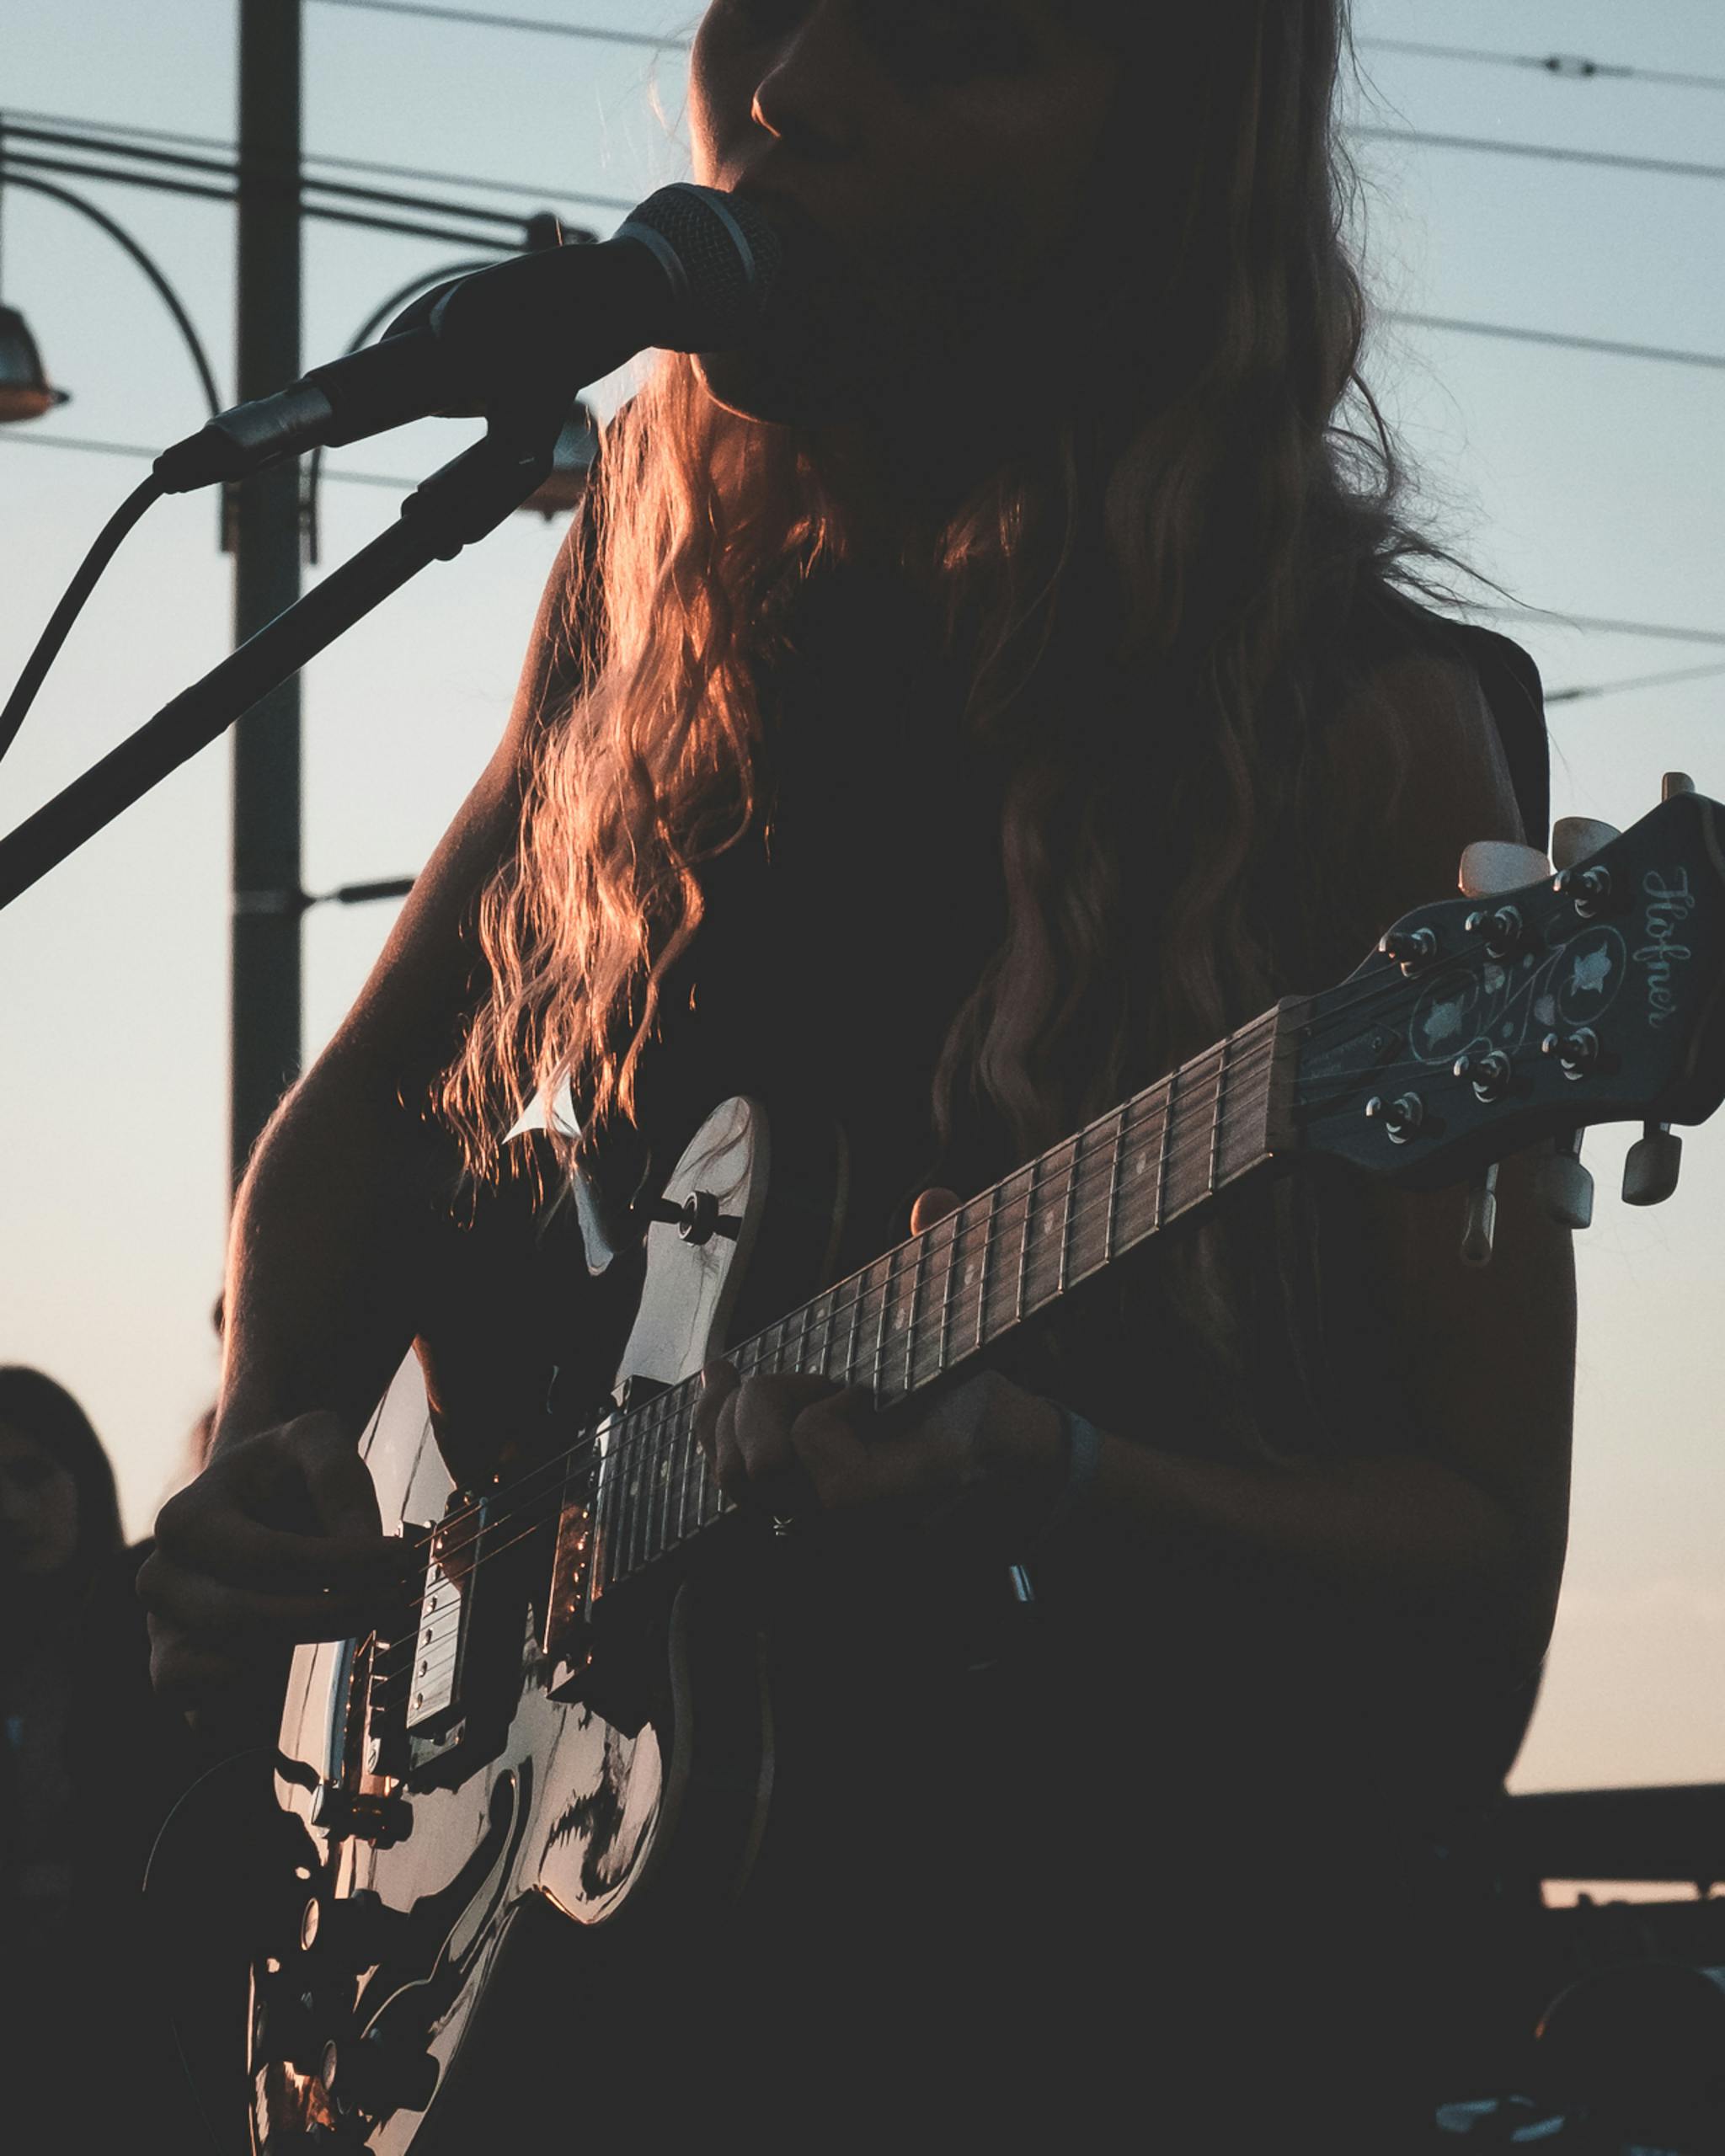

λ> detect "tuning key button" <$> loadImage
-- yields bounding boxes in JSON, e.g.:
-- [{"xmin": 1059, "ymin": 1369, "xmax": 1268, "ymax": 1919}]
[
  {"xmin": 1379, "ymin": 926, "xmax": 1438, "ymax": 974},
  {"xmin": 1551, "ymin": 864, "xmax": 1616, "ymax": 919},
  {"xmin": 1454, "ymin": 1049, "xmax": 1512, "ymax": 1102},
  {"xmin": 1663, "ymin": 772, "xmax": 1697, "ymax": 803},
  {"xmin": 1535, "ymin": 1130, "xmax": 1594, "ymax": 1232},
  {"xmin": 1541, "ymin": 1028, "xmax": 1599, "ymax": 1081},
  {"xmin": 1623, "ymin": 1123, "xmax": 1683, "ymax": 1207},
  {"xmin": 1465, "ymin": 905, "xmax": 1524, "ymax": 958},
  {"xmin": 1365, "ymin": 1092, "xmax": 1426, "ymax": 1145}
]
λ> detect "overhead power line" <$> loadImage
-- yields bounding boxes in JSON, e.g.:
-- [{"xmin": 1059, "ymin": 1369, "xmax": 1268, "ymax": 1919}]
[
  {"xmin": 1359, "ymin": 35, "xmax": 1725, "ymax": 97},
  {"xmin": 0, "ymin": 109, "xmax": 630, "ymax": 218},
  {"xmin": 1546, "ymin": 660, "xmax": 1725, "ymax": 706},
  {"xmin": 1386, "ymin": 312, "xmax": 1725, "ymax": 378},
  {"xmin": 1472, "ymin": 607, "xmax": 1725, "ymax": 654},
  {"xmin": 0, "ymin": 427, "xmax": 412, "ymax": 491},
  {"xmin": 8, "ymin": 428, "xmax": 1725, "ymax": 664},
  {"xmin": 309, "ymin": 0, "xmax": 691, "ymax": 49},
  {"xmin": 1357, "ymin": 123, "xmax": 1725, "ymax": 193}
]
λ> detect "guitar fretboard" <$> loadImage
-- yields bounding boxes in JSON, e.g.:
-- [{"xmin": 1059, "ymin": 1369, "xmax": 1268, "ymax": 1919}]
[{"xmin": 583, "ymin": 1011, "xmax": 1286, "ymax": 1599}]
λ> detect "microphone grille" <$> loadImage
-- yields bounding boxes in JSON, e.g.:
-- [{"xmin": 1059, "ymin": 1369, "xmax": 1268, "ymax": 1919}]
[{"xmin": 617, "ymin": 184, "xmax": 784, "ymax": 352}]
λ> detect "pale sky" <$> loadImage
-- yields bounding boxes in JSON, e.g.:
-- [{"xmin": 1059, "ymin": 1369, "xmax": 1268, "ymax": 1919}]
[{"xmin": 2, "ymin": 0, "xmax": 1722, "ymax": 1801}]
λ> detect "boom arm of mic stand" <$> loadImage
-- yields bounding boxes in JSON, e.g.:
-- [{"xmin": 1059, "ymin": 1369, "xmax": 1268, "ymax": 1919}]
[{"xmin": 0, "ymin": 431, "xmax": 553, "ymax": 914}]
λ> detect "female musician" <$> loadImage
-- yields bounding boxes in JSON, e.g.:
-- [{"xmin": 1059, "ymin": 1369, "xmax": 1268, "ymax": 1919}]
[{"xmin": 142, "ymin": 2, "xmax": 1575, "ymax": 2141}]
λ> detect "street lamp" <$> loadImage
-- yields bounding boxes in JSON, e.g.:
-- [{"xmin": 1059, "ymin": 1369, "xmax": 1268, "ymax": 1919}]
[
  {"xmin": 0, "ymin": 166, "xmax": 223, "ymax": 424},
  {"xmin": 0, "ymin": 303, "xmax": 67, "ymax": 421}
]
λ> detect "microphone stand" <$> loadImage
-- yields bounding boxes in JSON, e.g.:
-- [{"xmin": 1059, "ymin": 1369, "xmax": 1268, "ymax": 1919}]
[{"xmin": 0, "ymin": 424, "xmax": 556, "ymax": 913}]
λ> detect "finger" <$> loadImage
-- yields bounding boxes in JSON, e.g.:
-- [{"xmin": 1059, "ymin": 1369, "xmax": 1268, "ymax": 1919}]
[
  {"xmin": 713, "ymin": 1381, "xmax": 747, "ymax": 1500},
  {"xmin": 137, "ymin": 1551, "xmax": 384, "ymax": 1642},
  {"xmin": 910, "ymin": 1186, "xmax": 963, "ymax": 1235},
  {"xmin": 289, "ymin": 1414, "xmax": 387, "ymax": 1545},
  {"xmin": 153, "ymin": 1492, "xmax": 398, "ymax": 1597},
  {"xmin": 696, "ymin": 1362, "xmax": 740, "ymax": 1465},
  {"xmin": 729, "ymin": 1373, "xmax": 836, "ymax": 1476},
  {"xmin": 787, "ymin": 1386, "xmax": 878, "ymax": 1509}
]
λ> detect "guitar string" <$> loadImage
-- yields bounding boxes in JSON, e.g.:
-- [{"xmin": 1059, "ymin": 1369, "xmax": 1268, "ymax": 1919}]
[
  {"xmin": 396, "ymin": 1017, "xmax": 1275, "ymax": 1561},
  {"xmin": 376, "ymin": 1049, "xmax": 1287, "ymax": 1694},
  {"xmin": 375, "ymin": 955, "xmax": 1562, "ymax": 1699},
  {"xmin": 372, "ymin": 1024, "xmax": 1281, "ymax": 1683},
  {"xmin": 372, "ymin": 1028, "xmax": 1294, "ymax": 1689},
  {"xmin": 378, "ymin": 969, "xmax": 1535, "ymax": 1680},
  {"xmin": 388, "ymin": 1017, "xmax": 1574, "ymax": 1705},
  {"xmin": 376, "ymin": 1018, "xmax": 1277, "ymax": 1583},
  {"xmin": 375, "ymin": 935, "xmax": 1525, "ymax": 1580},
  {"xmin": 372, "ymin": 932, "xmax": 1577, "ymax": 1692}
]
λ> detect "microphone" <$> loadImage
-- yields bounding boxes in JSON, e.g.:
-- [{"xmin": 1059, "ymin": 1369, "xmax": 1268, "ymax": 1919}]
[{"xmin": 153, "ymin": 184, "xmax": 782, "ymax": 495}]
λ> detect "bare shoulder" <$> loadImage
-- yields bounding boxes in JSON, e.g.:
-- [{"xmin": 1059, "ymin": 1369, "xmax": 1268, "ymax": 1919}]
[{"xmin": 1306, "ymin": 638, "xmax": 1530, "ymax": 987}]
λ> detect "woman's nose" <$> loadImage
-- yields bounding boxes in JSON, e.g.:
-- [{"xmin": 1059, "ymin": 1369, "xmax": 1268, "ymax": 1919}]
[{"xmin": 750, "ymin": 3, "xmax": 863, "ymax": 163}]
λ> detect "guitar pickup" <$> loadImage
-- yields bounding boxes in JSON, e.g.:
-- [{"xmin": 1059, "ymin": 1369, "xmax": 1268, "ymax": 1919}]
[{"xmin": 403, "ymin": 1527, "xmax": 468, "ymax": 1742}]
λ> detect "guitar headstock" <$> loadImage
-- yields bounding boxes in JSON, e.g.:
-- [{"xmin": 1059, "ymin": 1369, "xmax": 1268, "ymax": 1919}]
[{"xmin": 1288, "ymin": 782, "xmax": 1725, "ymax": 1210}]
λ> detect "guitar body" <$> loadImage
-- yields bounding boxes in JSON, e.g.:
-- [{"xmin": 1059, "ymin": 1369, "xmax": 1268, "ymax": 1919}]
[{"xmin": 252, "ymin": 1097, "xmax": 846, "ymax": 2153}]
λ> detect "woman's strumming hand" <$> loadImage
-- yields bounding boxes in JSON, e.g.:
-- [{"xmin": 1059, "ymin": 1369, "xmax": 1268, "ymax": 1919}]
[{"xmin": 140, "ymin": 1412, "xmax": 400, "ymax": 1708}]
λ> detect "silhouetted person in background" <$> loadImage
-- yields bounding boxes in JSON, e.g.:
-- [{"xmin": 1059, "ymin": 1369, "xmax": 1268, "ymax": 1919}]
[{"xmin": 0, "ymin": 1366, "xmax": 206, "ymax": 2141}]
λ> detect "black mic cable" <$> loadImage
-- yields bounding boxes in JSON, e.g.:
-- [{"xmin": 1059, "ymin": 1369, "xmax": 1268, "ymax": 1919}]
[{"xmin": 0, "ymin": 471, "xmax": 164, "ymax": 771}]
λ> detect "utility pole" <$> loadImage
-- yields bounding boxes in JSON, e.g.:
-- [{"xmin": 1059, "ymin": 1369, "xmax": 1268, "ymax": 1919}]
[{"xmin": 231, "ymin": 0, "xmax": 303, "ymax": 1192}]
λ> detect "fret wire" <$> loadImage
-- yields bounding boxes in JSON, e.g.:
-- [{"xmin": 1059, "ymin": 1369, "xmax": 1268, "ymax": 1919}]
[
  {"xmin": 1014, "ymin": 1159, "xmax": 1036, "ymax": 1326},
  {"xmin": 657, "ymin": 1397, "xmax": 680, "ymax": 1560},
  {"xmin": 1055, "ymin": 1137, "xmax": 1077, "ymax": 1299},
  {"xmin": 672, "ymin": 1395, "xmax": 696, "ymax": 1550},
  {"xmin": 643, "ymin": 1401, "xmax": 664, "ymax": 1572},
  {"xmin": 1103, "ymin": 1101, "xmax": 1126, "ymax": 1267},
  {"xmin": 843, "ymin": 1261, "xmax": 866, "ymax": 1383},
  {"xmin": 974, "ymin": 1185, "xmax": 1000, "ymax": 1356},
  {"xmin": 871, "ymin": 1249, "xmax": 897, "ymax": 1399},
  {"xmin": 670, "ymin": 1392, "xmax": 690, "ymax": 1549},
  {"xmin": 936, "ymin": 1214, "xmax": 959, "ymax": 1374},
  {"xmin": 598, "ymin": 1422, "xmax": 617, "ymax": 1597},
  {"xmin": 1208, "ymin": 1032, "xmax": 1230, "ymax": 1198},
  {"xmin": 624, "ymin": 1410, "xmax": 644, "ymax": 1581},
  {"xmin": 1152, "ymin": 1068, "xmax": 1174, "ymax": 1232},
  {"xmin": 904, "ymin": 1231, "xmax": 927, "ymax": 1394}
]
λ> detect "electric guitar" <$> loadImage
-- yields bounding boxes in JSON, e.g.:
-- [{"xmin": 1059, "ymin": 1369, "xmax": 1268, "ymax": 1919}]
[{"xmin": 247, "ymin": 779, "xmax": 1725, "ymax": 2153}]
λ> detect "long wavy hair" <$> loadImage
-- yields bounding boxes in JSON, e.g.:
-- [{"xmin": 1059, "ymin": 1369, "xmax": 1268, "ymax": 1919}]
[{"xmin": 446, "ymin": 1, "xmax": 1449, "ymax": 1375}]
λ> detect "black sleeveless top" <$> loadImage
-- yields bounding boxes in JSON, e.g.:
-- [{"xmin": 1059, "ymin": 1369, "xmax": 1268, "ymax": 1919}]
[
  {"xmin": 551, "ymin": 569, "xmax": 1550, "ymax": 2136},
  {"xmin": 574, "ymin": 561, "xmax": 1548, "ymax": 1762}
]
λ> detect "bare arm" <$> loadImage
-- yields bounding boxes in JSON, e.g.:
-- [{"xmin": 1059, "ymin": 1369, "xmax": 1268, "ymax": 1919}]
[{"xmin": 142, "ymin": 523, "xmax": 588, "ymax": 1702}]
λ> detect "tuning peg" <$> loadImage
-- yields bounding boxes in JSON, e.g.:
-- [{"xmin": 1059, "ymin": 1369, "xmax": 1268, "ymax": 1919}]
[
  {"xmin": 1663, "ymin": 772, "xmax": 1697, "ymax": 802},
  {"xmin": 1458, "ymin": 841, "xmax": 1551, "ymax": 899},
  {"xmin": 1551, "ymin": 817, "xmax": 1621, "ymax": 872},
  {"xmin": 1461, "ymin": 1162, "xmax": 1499, "ymax": 1267},
  {"xmin": 1535, "ymin": 1129, "xmax": 1594, "ymax": 1231},
  {"xmin": 1623, "ymin": 1123, "xmax": 1682, "ymax": 1207}
]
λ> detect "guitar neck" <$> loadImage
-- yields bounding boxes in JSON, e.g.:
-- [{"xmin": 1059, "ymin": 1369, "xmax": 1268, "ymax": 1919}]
[{"xmin": 585, "ymin": 1006, "xmax": 1290, "ymax": 1601}]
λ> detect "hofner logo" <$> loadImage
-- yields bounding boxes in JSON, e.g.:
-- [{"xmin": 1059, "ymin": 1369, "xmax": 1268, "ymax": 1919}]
[{"xmin": 1637, "ymin": 869, "xmax": 1696, "ymax": 1028}]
